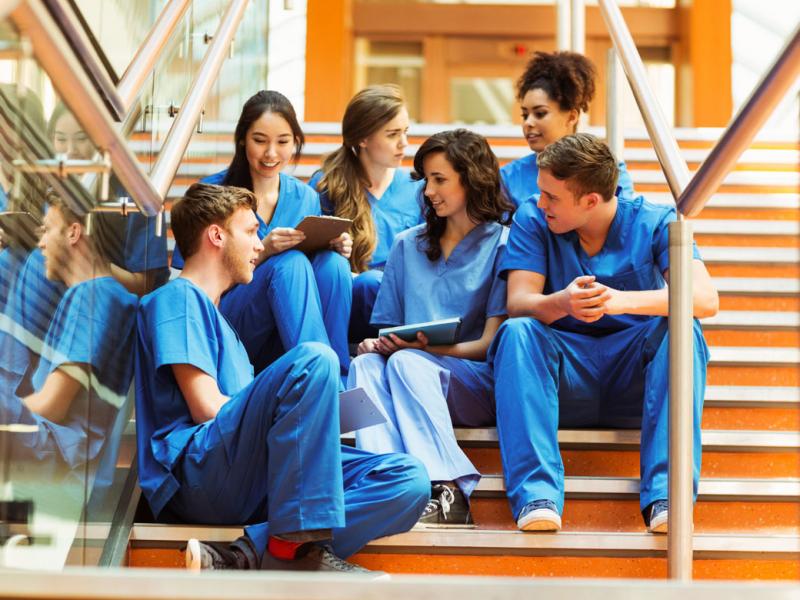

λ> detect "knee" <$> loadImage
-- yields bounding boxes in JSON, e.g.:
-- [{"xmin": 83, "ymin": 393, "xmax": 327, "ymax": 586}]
[
  {"xmin": 350, "ymin": 352, "xmax": 385, "ymax": 374},
  {"xmin": 313, "ymin": 250, "xmax": 350, "ymax": 278},
  {"xmin": 384, "ymin": 453, "xmax": 431, "ymax": 509},
  {"xmin": 353, "ymin": 270, "xmax": 382, "ymax": 296},
  {"xmin": 269, "ymin": 249, "xmax": 313, "ymax": 277},
  {"xmin": 498, "ymin": 317, "xmax": 549, "ymax": 346},
  {"xmin": 290, "ymin": 342, "xmax": 339, "ymax": 379},
  {"xmin": 384, "ymin": 349, "xmax": 424, "ymax": 378}
]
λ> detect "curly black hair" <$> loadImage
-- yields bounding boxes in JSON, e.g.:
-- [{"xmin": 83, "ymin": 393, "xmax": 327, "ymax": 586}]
[
  {"xmin": 412, "ymin": 129, "xmax": 514, "ymax": 262},
  {"xmin": 516, "ymin": 51, "xmax": 596, "ymax": 113}
]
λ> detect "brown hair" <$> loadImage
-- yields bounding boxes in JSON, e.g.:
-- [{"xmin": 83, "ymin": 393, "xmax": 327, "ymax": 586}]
[
  {"xmin": 516, "ymin": 51, "xmax": 596, "ymax": 118},
  {"xmin": 412, "ymin": 129, "xmax": 513, "ymax": 261},
  {"xmin": 315, "ymin": 84, "xmax": 405, "ymax": 272},
  {"xmin": 45, "ymin": 191, "xmax": 113, "ymax": 261},
  {"xmin": 171, "ymin": 183, "xmax": 258, "ymax": 260},
  {"xmin": 536, "ymin": 133, "xmax": 619, "ymax": 202}
]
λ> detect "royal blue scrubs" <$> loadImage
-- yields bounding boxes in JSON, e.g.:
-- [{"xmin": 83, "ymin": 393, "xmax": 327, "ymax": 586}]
[
  {"xmin": 135, "ymin": 277, "xmax": 427, "ymax": 558},
  {"xmin": 4, "ymin": 277, "xmax": 137, "ymax": 469},
  {"xmin": 489, "ymin": 195, "xmax": 708, "ymax": 518},
  {"xmin": 172, "ymin": 170, "xmax": 351, "ymax": 376},
  {"xmin": 310, "ymin": 168, "xmax": 424, "ymax": 341},
  {"xmin": 350, "ymin": 222, "xmax": 508, "ymax": 497},
  {"xmin": 500, "ymin": 153, "xmax": 636, "ymax": 208}
]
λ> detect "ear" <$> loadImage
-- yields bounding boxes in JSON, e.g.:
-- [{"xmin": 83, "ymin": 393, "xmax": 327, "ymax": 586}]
[
  {"xmin": 567, "ymin": 109, "xmax": 580, "ymax": 131},
  {"xmin": 583, "ymin": 192, "xmax": 602, "ymax": 210},
  {"xmin": 358, "ymin": 139, "xmax": 368, "ymax": 149},
  {"xmin": 206, "ymin": 223, "xmax": 226, "ymax": 249},
  {"xmin": 66, "ymin": 222, "xmax": 82, "ymax": 246}
]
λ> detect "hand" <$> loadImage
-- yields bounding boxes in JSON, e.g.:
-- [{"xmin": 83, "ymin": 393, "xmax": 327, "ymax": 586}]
[
  {"xmin": 601, "ymin": 285, "xmax": 627, "ymax": 315},
  {"xmin": 374, "ymin": 331, "xmax": 429, "ymax": 356},
  {"xmin": 329, "ymin": 232, "xmax": 353, "ymax": 259},
  {"xmin": 357, "ymin": 338, "xmax": 380, "ymax": 355},
  {"xmin": 262, "ymin": 227, "xmax": 305, "ymax": 255},
  {"xmin": 560, "ymin": 275, "xmax": 611, "ymax": 323}
]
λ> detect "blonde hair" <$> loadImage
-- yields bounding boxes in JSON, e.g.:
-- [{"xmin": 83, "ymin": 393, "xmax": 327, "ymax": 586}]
[{"xmin": 315, "ymin": 84, "xmax": 405, "ymax": 272}]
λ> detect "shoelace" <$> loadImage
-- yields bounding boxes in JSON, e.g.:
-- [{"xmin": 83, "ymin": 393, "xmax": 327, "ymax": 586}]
[
  {"xmin": 320, "ymin": 547, "xmax": 358, "ymax": 572},
  {"xmin": 437, "ymin": 485, "xmax": 456, "ymax": 520}
]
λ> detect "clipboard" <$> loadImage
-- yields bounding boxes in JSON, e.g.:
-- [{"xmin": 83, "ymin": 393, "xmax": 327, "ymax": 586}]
[
  {"xmin": 294, "ymin": 215, "xmax": 352, "ymax": 253},
  {"xmin": 339, "ymin": 387, "xmax": 387, "ymax": 434},
  {"xmin": 379, "ymin": 317, "xmax": 463, "ymax": 346}
]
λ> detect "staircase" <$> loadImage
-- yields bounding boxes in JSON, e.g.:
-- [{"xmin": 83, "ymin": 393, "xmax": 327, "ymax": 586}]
[{"xmin": 126, "ymin": 125, "xmax": 800, "ymax": 580}]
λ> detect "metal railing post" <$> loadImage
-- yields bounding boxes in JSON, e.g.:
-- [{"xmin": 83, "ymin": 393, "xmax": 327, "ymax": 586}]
[
  {"xmin": 570, "ymin": 0, "xmax": 585, "ymax": 54},
  {"xmin": 606, "ymin": 47, "xmax": 624, "ymax": 161},
  {"xmin": 556, "ymin": 0, "xmax": 571, "ymax": 52},
  {"xmin": 668, "ymin": 217, "xmax": 695, "ymax": 581}
]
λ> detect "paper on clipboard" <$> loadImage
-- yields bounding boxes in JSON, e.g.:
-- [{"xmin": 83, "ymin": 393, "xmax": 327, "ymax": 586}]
[{"xmin": 339, "ymin": 387, "xmax": 387, "ymax": 434}]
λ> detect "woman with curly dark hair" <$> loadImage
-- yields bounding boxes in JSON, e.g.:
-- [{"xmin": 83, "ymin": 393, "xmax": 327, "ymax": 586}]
[
  {"xmin": 347, "ymin": 129, "xmax": 513, "ymax": 528},
  {"xmin": 501, "ymin": 51, "xmax": 634, "ymax": 207}
]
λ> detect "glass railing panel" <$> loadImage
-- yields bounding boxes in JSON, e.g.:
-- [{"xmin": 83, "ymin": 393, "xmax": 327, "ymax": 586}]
[{"xmin": 0, "ymin": 24, "xmax": 166, "ymax": 566}]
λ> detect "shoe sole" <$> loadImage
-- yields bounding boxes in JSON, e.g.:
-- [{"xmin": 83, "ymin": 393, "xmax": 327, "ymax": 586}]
[
  {"xmin": 517, "ymin": 509, "xmax": 562, "ymax": 532},
  {"xmin": 186, "ymin": 538, "xmax": 201, "ymax": 572},
  {"xmin": 412, "ymin": 522, "xmax": 477, "ymax": 530},
  {"xmin": 647, "ymin": 512, "xmax": 669, "ymax": 534}
]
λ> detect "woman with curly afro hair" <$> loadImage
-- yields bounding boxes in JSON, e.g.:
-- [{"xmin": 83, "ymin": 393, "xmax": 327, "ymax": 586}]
[{"xmin": 500, "ymin": 51, "xmax": 634, "ymax": 207}]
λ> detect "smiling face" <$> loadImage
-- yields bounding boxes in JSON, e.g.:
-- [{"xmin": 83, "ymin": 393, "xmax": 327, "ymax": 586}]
[
  {"xmin": 220, "ymin": 206, "xmax": 264, "ymax": 285},
  {"xmin": 536, "ymin": 168, "xmax": 593, "ymax": 234},
  {"xmin": 422, "ymin": 151, "xmax": 468, "ymax": 220},
  {"xmin": 520, "ymin": 88, "xmax": 579, "ymax": 154},
  {"xmin": 358, "ymin": 106, "xmax": 409, "ymax": 170},
  {"xmin": 244, "ymin": 111, "xmax": 297, "ymax": 182},
  {"xmin": 52, "ymin": 112, "xmax": 95, "ymax": 160}
]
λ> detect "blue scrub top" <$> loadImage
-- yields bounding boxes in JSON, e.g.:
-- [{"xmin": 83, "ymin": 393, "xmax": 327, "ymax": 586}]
[
  {"xmin": 171, "ymin": 170, "xmax": 321, "ymax": 269},
  {"xmin": 500, "ymin": 153, "xmax": 636, "ymax": 208},
  {"xmin": 500, "ymin": 195, "xmax": 702, "ymax": 336},
  {"xmin": 135, "ymin": 277, "xmax": 254, "ymax": 516},
  {"xmin": 310, "ymin": 168, "xmax": 424, "ymax": 268},
  {"xmin": 0, "ymin": 247, "xmax": 29, "ymax": 313},
  {"xmin": 29, "ymin": 276, "xmax": 137, "ymax": 467},
  {"xmin": 0, "ymin": 186, "xmax": 7, "ymax": 211},
  {"xmin": 371, "ymin": 222, "xmax": 509, "ymax": 344}
]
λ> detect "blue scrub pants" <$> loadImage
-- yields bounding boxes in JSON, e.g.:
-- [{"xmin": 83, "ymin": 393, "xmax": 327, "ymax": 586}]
[
  {"xmin": 219, "ymin": 249, "xmax": 352, "ymax": 376},
  {"xmin": 350, "ymin": 349, "xmax": 495, "ymax": 498},
  {"xmin": 166, "ymin": 342, "xmax": 428, "ymax": 558},
  {"xmin": 490, "ymin": 316, "xmax": 708, "ymax": 518},
  {"xmin": 349, "ymin": 269, "xmax": 382, "ymax": 341}
]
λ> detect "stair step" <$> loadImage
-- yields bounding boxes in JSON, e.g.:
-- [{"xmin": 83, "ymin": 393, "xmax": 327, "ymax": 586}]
[
  {"xmin": 701, "ymin": 247, "xmax": 800, "ymax": 264},
  {"xmin": 713, "ymin": 277, "xmax": 799, "ymax": 296},
  {"xmin": 473, "ymin": 475, "xmax": 800, "ymax": 500},
  {"xmin": 701, "ymin": 311, "xmax": 799, "ymax": 329},
  {"xmin": 691, "ymin": 221, "xmax": 800, "ymax": 236},
  {"xmin": 646, "ymin": 193, "xmax": 800, "ymax": 210},
  {"xmin": 704, "ymin": 385, "xmax": 800, "ymax": 406},
  {"xmin": 710, "ymin": 346, "xmax": 800, "ymax": 365}
]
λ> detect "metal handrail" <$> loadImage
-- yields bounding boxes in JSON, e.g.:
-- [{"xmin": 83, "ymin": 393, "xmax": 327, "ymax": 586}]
[
  {"xmin": 677, "ymin": 25, "xmax": 800, "ymax": 218},
  {"xmin": 9, "ymin": 0, "xmax": 162, "ymax": 215},
  {"xmin": 598, "ymin": 0, "xmax": 690, "ymax": 202},
  {"xmin": 117, "ymin": 0, "xmax": 192, "ymax": 112},
  {"xmin": 149, "ymin": 0, "xmax": 249, "ymax": 198}
]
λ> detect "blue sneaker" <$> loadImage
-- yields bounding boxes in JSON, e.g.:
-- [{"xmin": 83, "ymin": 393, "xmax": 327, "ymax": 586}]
[
  {"xmin": 645, "ymin": 499, "xmax": 669, "ymax": 534},
  {"xmin": 516, "ymin": 499, "xmax": 561, "ymax": 532}
]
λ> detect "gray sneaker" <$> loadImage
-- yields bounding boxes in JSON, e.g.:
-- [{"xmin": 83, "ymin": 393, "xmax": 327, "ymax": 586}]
[
  {"xmin": 262, "ymin": 544, "xmax": 389, "ymax": 579},
  {"xmin": 185, "ymin": 538, "xmax": 241, "ymax": 571}
]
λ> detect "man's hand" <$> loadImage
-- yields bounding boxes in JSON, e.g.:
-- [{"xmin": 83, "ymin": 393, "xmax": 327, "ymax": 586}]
[
  {"xmin": 559, "ymin": 275, "xmax": 610, "ymax": 323},
  {"xmin": 262, "ymin": 227, "xmax": 305, "ymax": 255},
  {"xmin": 329, "ymin": 232, "xmax": 353, "ymax": 259}
]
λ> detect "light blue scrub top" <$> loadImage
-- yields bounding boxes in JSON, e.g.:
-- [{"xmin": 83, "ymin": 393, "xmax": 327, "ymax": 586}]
[
  {"xmin": 499, "ymin": 195, "xmax": 701, "ymax": 336},
  {"xmin": 310, "ymin": 168, "xmax": 424, "ymax": 268},
  {"xmin": 500, "ymin": 153, "xmax": 636, "ymax": 208},
  {"xmin": 371, "ymin": 222, "xmax": 509, "ymax": 344},
  {"xmin": 135, "ymin": 277, "xmax": 254, "ymax": 516},
  {"xmin": 171, "ymin": 170, "xmax": 321, "ymax": 269},
  {"xmin": 29, "ymin": 277, "xmax": 138, "ymax": 467}
]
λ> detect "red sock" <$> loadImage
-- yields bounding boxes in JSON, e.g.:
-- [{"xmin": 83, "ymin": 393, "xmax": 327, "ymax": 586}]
[{"xmin": 268, "ymin": 536, "xmax": 304, "ymax": 560}]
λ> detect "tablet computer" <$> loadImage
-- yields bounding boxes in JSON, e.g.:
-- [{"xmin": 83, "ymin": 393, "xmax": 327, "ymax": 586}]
[
  {"xmin": 339, "ymin": 387, "xmax": 387, "ymax": 434},
  {"xmin": 294, "ymin": 215, "xmax": 352, "ymax": 253},
  {"xmin": 0, "ymin": 211, "xmax": 41, "ymax": 249},
  {"xmin": 379, "ymin": 317, "xmax": 463, "ymax": 347}
]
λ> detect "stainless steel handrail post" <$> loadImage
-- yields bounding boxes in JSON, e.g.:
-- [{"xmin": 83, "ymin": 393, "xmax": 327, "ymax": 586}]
[
  {"xmin": 117, "ymin": 0, "xmax": 191, "ymax": 111},
  {"xmin": 556, "ymin": 0, "xmax": 571, "ymax": 52},
  {"xmin": 606, "ymin": 47, "xmax": 624, "ymax": 161},
  {"xmin": 149, "ymin": 0, "xmax": 249, "ymax": 198},
  {"xmin": 598, "ymin": 0, "xmax": 690, "ymax": 197},
  {"xmin": 570, "ymin": 0, "xmax": 585, "ymax": 54},
  {"xmin": 677, "ymin": 25, "xmax": 800, "ymax": 218},
  {"xmin": 668, "ymin": 217, "xmax": 694, "ymax": 581}
]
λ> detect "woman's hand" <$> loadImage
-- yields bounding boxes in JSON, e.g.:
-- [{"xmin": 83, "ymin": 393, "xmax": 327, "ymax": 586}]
[
  {"xmin": 357, "ymin": 338, "xmax": 380, "ymax": 355},
  {"xmin": 373, "ymin": 332, "xmax": 429, "ymax": 356},
  {"xmin": 330, "ymin": 232, "xmax": 353, "ymax": 259},
  {"xmin": 262, "ymin": 227, "xmax": 305, "ymax": 256}
]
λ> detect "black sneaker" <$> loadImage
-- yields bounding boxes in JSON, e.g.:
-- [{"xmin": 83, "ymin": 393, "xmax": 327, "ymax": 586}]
[
  {"xmin": 262, "ymin": 544, "xmax": 388, "ymax": 579},
  {"xmin": 185, "ymin": 538, "xmax": 242, "ymax": 571},
  {"xmin": 415, "ymin": 483, "xmax": 475, "ymax": 528}
]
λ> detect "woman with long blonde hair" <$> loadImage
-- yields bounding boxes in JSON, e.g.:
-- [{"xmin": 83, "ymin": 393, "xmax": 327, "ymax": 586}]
[{"xmin": 309, "ymin": 85, "xmax": 424, "ymax": 341}]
